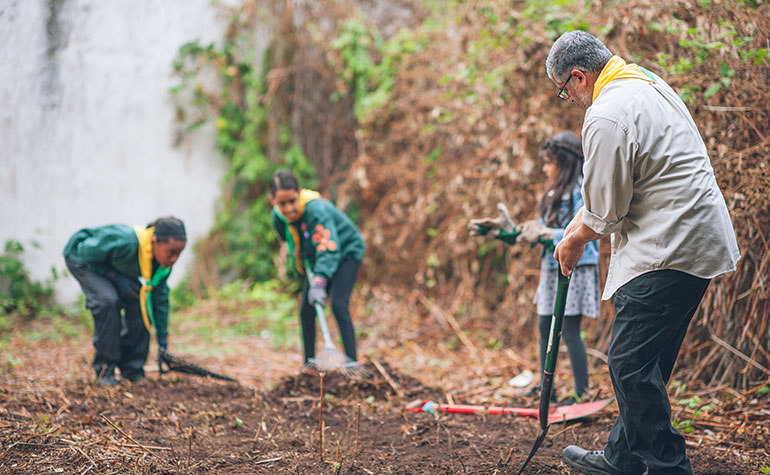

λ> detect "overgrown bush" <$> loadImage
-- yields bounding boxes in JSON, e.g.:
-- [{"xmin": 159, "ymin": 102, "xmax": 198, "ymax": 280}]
[
  {"xmin": 170, "ymin": 8, "xmax": 318, "ymax": 294},
  {"xmin": 0, "ymin": 240, "xmax": 55, "ymax": 327}
]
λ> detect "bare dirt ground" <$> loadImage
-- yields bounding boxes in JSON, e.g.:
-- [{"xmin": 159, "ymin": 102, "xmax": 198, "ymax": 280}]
[{"xmin": 1, "ymin": 314, "xmax": 768, "ymax": 475}]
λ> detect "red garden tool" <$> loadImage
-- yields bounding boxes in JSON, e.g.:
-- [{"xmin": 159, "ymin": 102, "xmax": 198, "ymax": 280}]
[{"xmin": 404, "ymin": 397, "xmax": 613, "ymax": 424}]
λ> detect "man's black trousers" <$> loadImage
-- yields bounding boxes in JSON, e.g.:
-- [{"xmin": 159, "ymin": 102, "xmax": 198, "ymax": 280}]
[{"xmin": 604, "ymin": 269, "xmax": 709, "ymax": 475}]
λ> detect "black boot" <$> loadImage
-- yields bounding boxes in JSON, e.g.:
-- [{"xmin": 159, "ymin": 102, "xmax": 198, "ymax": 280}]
[{"xmin": 95, "ymin": 365, "xmax": 119, "ymax": 387}]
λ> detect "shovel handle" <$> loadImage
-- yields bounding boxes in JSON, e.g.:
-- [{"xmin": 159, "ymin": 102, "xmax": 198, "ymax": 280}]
[
  {"xmin": 304, "ymin": 259, "xmax": 335, "ymax": 346},
  {"xmin": 539, "ymin": 270, "xmax": 570, "ymax": 430}
]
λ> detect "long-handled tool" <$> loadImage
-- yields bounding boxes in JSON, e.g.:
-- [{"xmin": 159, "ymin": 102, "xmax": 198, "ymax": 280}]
[
  {"xmin": 405, "ymin": 397, "xmax": 612, "ymax": 424},
  {"xmin": 159, "ymin": 348, "xmax": 239, "ymax": 383},
  {"xmin": 516, "ymin": 270, "xmax": 571, "ymax": 474},
  {"xmin": 303, "ymin": 260, "xmax": 371, "ymax": 378},
  {"xmin": 469, "ymin": 202, "xmax": 555, "ymax": 249}
]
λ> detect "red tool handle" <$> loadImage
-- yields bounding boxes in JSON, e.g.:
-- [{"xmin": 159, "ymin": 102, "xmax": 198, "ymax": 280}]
[
  {"xmin": 405, "ymin": 398, "xmax": 613, "ymax": 424},
  {"xmin": 405, "ymin": 400, "xmax": 538, "ymax": 417}
]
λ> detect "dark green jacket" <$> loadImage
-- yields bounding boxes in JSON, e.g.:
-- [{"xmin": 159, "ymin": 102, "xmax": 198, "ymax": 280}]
[
  {"xmin": 63, "ymin": 224, "xmax": 171, "ymax": 339},
  {"xmin": 272, "ymin": 198, "xmax": 365, "ymax": 280}
]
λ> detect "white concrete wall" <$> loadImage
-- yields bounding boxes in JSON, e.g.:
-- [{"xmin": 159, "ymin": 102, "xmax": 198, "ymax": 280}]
[{"xmin": 0, "ymin": 0, "xmax": 250, "ymax": 304}]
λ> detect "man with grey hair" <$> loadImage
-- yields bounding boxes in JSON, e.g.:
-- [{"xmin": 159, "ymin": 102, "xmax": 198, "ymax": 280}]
[{"xmin": 547, "ymin": 30, "xmax": 740, "ymax": 475}]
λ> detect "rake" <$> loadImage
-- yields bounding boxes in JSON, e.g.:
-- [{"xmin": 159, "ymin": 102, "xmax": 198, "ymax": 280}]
[
  {"xmin": 159, "ymin": 348, "xmax": 239, "ymax": 383},
  {"xmin": 303, "ymin": 259, "xmax": 372, "ymax": 379}
]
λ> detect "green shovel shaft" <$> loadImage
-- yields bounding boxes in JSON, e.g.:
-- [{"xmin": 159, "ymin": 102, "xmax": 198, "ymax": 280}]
[
  {"xmin": 539, "ymin": 270, "xmax": 570, "ymax": 429},
  {"xmin": 544, "ymin": 271, "xmax": 570, "ymax": 371}
]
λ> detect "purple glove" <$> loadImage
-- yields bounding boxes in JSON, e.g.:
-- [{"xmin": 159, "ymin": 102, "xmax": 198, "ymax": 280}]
[{"xmin": 308, "ymin": 276, "xmax": 327, "ymax": 306}]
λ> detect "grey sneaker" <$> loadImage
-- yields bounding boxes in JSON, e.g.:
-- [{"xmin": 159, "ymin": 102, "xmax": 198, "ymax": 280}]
[
  {"xmin": 96, "ymin": 374, "xmax": 120, "ymax": 387},
  {"xmin": 562, "ymin": 445, "xmax": 624, "ymax": 475}
]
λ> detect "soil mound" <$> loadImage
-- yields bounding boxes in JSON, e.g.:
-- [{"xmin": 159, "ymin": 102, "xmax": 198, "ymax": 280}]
[{"xmin": 268, "ymin": 361, "xmax": 437, "ymax": 402}]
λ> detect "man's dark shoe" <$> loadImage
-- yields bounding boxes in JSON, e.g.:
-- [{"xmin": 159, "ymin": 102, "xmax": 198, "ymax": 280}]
[{"xmin": 562, "ymin": 445, "xmax": 626, "ymax": 475}]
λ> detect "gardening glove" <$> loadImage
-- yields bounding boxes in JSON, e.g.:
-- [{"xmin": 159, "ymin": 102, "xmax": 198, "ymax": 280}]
[
  {"xmin": 157, "ymin": 336, "xmax": 168, "ymax": 373},
  {"xmin": 468, "ymin": 216, "xmax": 508, "ymax": 237},
  {"xmin": 308, "ymin": 276, "xmax": 328, "ymax": 306},
  {"xmin": 519, "ymin": 220, "xmax": 555, "ymax": 243},
  {"xmin": 468, "ymin": 202, "xmax": 516, "ymax": 237}
]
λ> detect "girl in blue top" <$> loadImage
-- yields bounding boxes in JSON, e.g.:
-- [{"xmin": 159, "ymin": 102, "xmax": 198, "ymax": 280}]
[{"xmin": 518, "ymin": 131, "xmax": 600, "ymax": 403}]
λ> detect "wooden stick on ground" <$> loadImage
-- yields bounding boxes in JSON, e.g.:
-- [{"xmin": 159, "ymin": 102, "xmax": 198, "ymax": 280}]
[
  {"xmin": 335, "ymin": 440, "xmax": 343, "ymax": 475},
  {"xmin": 711, "ymin": 333, "xmax": 770, "ymax": 374},
  {"xmin": 186, "ymin": 428, "xmax": 194, "ymax": 471},
  {"xmin": 319, "ymin": 372, "xmax": 325, "ymax": 461},
  {"xmin": 355, "ymin": 403, "xmax": 361, "ymax": 454},
  {"xmin": 100, "ymin": 414, "xmax": 158, "ymax": 457},
  {"xmin": 371, "ymin": 359, "xmax": 404, "ymax": 398},
  {"xmin": 418, "ymin": 295, "xmax": 478, "ymax": 356},
  {"xmin": 70, "ymin": 445, "xmax": 96, "ymax": 472},
  {"xmin": 252, "ymin": 415, "xmax": 264, "ymax": 449}
]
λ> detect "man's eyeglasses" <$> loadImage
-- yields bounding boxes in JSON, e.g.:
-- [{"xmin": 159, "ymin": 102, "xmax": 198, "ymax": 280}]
[{"xmin": 557, "ymin": 75, "xmax": 572, "ymax": 101}]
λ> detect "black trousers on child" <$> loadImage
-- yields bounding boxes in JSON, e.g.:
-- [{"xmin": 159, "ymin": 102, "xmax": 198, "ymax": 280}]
[
  {"xmin": 65, "ymin": 258, "xmax": 149, "ymax": 381},
  {"xmin": 300, "ymin": 258, "xmax": 360, "ymax": 362},
  {"xmin": 538, "ymin": 314, "xmax": 589, "ymax": 397},
  {"xmin": 604, "ymin": 269, "xmax": 709, "ymax": 475}
]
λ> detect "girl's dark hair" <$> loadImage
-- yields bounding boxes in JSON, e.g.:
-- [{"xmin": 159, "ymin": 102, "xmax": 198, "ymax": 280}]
[
  {"xmin": 148, "ymin": 216, "xmax": 187, "ymax": 242},
  {"xmin": 535, "ymin": 131, "xmax": 584, "ymax": 227},
  {"xmin": 269, "ymin": 169, "xmax": 299, "ymax": 196}
]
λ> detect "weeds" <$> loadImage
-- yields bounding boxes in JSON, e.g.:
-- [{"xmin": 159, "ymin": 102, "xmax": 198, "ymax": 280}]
[
  {"xmin": 673, "ymin": 395, "xmax": 713, "ymax": 433},
  {"xmin": 330, "ymin": 17, "xmax": 425, "ymax": 122},
  {"xmin": 0, "ymin": 240, "xmax": 56, "ymax": 328},
  {"xmin": 170, "ymin": 13, "xmax": 317, "ymax": 286}
]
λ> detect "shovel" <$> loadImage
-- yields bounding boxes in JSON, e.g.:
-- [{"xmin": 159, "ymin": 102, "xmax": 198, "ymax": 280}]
[
  {"xmin": 516, "ymin": 269, "xmax": 570, "ymax": 474},
  {"xmin": 405, "ymin": 397, "xmax": 612, "ymax": 424}
]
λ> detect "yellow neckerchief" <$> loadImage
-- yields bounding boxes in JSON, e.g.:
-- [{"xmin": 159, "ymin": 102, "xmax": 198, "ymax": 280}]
[
  {"xmin": 274, "ymin": 189, "xmax": 321, "ymax": 275},
  {"xmin": 134, "ymin": 225, "xmax": 170, "ymax": 332},
  {"xmin": 592, "ymin": 55, "xmax": 655, "ymax": 103}
]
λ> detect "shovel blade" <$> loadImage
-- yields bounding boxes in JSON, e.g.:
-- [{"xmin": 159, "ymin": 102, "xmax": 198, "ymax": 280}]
[
  {"xmin": 544, "ymin": 397, "xmax": 614, "ymax": 424},
  {"xmin": 516, "ymin": 426, "xmax": 550, "ymax": 475}
]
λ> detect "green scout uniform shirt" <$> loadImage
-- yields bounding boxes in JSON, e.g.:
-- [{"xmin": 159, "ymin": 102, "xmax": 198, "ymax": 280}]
[
  {"xmin": 63, "ymin": 224, "xmax": 172, "ymax": 339},
  {"xmin": 272, "ymin": 198, "xmax": 365, "ymax": 280}
]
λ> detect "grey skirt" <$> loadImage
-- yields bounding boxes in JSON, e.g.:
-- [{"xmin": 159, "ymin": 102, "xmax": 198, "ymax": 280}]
[{"xmin": 534, "ymin": 260, "xmax": 600, "ymax": 318}]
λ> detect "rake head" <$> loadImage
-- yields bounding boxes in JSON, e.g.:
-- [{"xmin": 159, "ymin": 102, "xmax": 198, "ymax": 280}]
[
  {"xmin": 159, "ymin": 349, "xmax": 239, "ymax": 383},
  {"xmin": 304, "ymin": 348, "xmax": 373, "ymax": 379}
]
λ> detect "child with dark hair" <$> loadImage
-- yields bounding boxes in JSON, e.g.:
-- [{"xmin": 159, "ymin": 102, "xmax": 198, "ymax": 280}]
[
  {"xmin": 522, "ymin": 131, "xmax": 599, "ymax": 404},
  {"xmin": 269, "ymin": 169, "xmax": 366, "ymax": 367},
  {"xmin": 63, "ymin": 217, "xmax": 186, "ymax": 386},
  {"xmin": 471, "ymin": 132, "xmax": 599, "ymax": 404}
]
